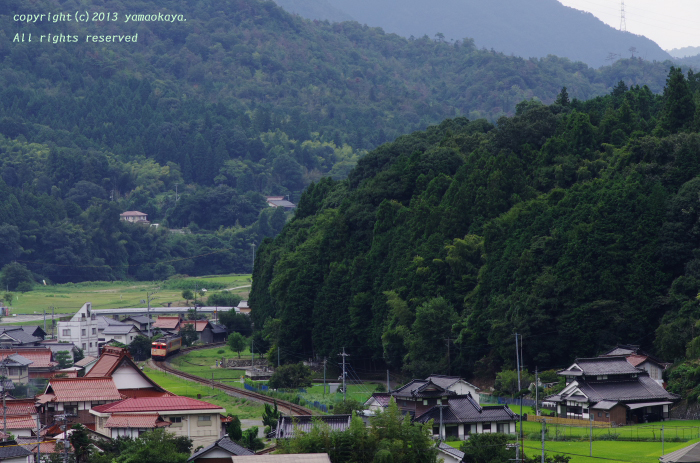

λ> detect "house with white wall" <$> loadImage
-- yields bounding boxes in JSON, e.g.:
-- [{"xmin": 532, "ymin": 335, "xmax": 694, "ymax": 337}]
[{"xmin": 57, "ymin": 303, "xmax": 99, "ymax": 356}]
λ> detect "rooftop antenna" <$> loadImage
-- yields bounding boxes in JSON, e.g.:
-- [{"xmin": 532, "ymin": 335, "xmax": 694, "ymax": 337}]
[{"xmin": 620, "ymin": 1, "xmax": 626, "ymax": 32}]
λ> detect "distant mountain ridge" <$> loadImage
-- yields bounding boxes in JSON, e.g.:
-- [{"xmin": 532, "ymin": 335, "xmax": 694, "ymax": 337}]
[
  {"xmin": 668, "ymin": 46, "xmax": 700, "ymax": 58},
  {"xmin": 272, "ymin": 0, "xmax": 353, "ymax": 22},
  {"xmin": 273, "ymin": 0, "xmax": 672, "ymax": 68}
]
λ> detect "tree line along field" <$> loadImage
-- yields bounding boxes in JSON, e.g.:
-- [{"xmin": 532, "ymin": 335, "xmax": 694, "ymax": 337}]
[{"xmin": 2, "ymin": 274, "xmax": 251, "ymax": 316}]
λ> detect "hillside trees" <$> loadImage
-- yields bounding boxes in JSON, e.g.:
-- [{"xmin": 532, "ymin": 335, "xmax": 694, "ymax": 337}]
[{"xmin": 251, "ymin": 69, "xmax": 700, "ymax": 377}]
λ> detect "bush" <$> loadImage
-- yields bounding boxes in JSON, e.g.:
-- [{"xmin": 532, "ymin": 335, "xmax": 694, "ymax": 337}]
[
  {"xmin": 269, "ymin": 363, "xmax": 313, "ymax": 389},
  {"xmin": 596, "ymin": 432, "xmax": 620, "ymax": 441},
  {"xmin": 217, "ymin": 349, "xmax": 225, "ymax": 354}
]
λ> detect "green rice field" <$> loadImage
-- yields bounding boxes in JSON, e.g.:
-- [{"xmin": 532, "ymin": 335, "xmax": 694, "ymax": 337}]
[{"xmin": 2, "ymin": 274, "xmax": 251, "ymax": 316}]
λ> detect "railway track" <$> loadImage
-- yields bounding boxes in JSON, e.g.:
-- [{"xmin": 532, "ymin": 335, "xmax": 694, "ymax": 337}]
[{"xmin": 150, "ymin": 344, "xmax": 312, "ymax": 417}]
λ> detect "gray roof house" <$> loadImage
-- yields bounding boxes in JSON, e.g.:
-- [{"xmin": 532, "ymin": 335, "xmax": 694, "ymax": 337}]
[
  {"xmin": 100, "ymin": 324, "xmax": 142, "ymax": 346},
  {"xmin": 187, "ymin": 436, "xmax": 254, "ymax": 462},
  {"xmin": 414, "ymin": 393, "xmax": 517, "ymax": 440},
  {"xmin": 275, "ymin": 415, "xmax": 352, "ymax": 439},
  {"xmin": 437, "ymin": 442, "xmax": 465, "ymax": 463},
  {"xmin": 123, "ymin": 315, "xmax": 153, "ymax": 332},
  {"xmin": 0, "ymin": 440, "xmax": 32, "ymax": 462},
  {"xmin": 546, "ymin": 356, "xmax": 680, "ymax": 425},
  {"xmin": 0, "ymin": 328, "xmax": 41, "ymax": 347}
]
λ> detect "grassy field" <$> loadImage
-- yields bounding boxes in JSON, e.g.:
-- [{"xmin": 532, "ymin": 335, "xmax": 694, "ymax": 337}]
[
  {"xmin": 3, "ymin": 274, "xmax": 251, "ymax": 316},
  {"xmin": 142, "ymin": 365, "xmax": 263, "ymax": 420},
  {"xmin": 169, "ymin": 346, "xmax": 250, "ymax": 381},
  {"xmin": 519, "ymin": 439, "xmax": 700, "ymax": 462}
]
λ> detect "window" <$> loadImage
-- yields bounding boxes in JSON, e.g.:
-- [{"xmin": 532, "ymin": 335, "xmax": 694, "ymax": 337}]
[
  {"xmin": 62, "ymin": 329, "xmax": 71, "ymax": 336},
  {"xmin": 198, "ymin": 416, "xmax": 211, "ymax": 422},
  {"xmin": 423, "ymin": 400, "xmax": 428, "ymax": 406},
  {"xmin": 81, "ymin": 329, "xmax": 86, "ymax": 336},
  {"xmin": 605, "ymin": 413, "xmax": 610, "ymax": 418},
  {"xmin": 497, "ymin": 423, "xmax": 509, "ymax": 433},
  {"xmin": 82, "ymin": 343, "xmax": 86, "ymax": 350},
  {"xmin": 170, "ymin": 417, "xmax": 182, "ymax": 423},
  {"xmin": 482, "ymin": 423, "xmax": 491, "ymax": 432},
  {"xmin": 7, "ymin": 367, "xmax": 19, "ymax": 376},
  {"xmin": 598, "ymin": 412, "xmax": 602, "ymax": 417},
  {"xmin": 92, "ymin": 328, "xmax": 96, "ymax": 335},
  {"xmin": 65, "ymin": 405, "xmax": 77, "ymax": 415},
  {"xmin": 89, "ymin": 343, "xmax": 92, "ymax": 347}
]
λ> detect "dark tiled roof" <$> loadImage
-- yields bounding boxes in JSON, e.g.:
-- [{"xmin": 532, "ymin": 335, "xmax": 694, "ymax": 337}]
[
  {"xmin": 392, "ymin": 379, "xmax": 455, "ymax": 398},
  {"xmin": 415, "ymin": 394, "xmax": 516, "ymax": 425},
  {"xmin": 188, "ymin": 436, "xmax": 255, "ymax": 461},
  {"xmin": 276, "ymin": 415, "xmax": 352, "ymax": 439},
  {"xmin": 210, "ymin": 323, "xmax": 227, "ymax": 334},
  {"xmin": 3, "ymin": 353, "xmax": 33, "ymax": 367},
  {"xmin": 0, "ymin": 441, "xmax": 32, "ymax": 459},
  {"xmin": 102, "ymin": 325, "xmax": 139, "ymax": 335},
  {"xmin": 560, "ymin": 357, "xmax": 642, "ymax": 376},
  {"xmin": 575, "ymin": 376, "xmax": 680, "ymax": 403},
  {"xmin": 124, "ymin": 316, "xmax": 151, "ymax": 325},
  {"xmin": 0, "ymin": 328, "xmax": 41, "ymax": 344},
  {"xmin": 438, "ymin": 442, "xmax": 465, "ymax": 460},
  {"xmin": 427, "ymin": 375, "xmax": 479, "ymax": 391}
]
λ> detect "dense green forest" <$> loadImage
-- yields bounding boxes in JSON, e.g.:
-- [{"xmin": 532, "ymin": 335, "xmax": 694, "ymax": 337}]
[
  {"xmin": 0, "ymin": 0, "xmax": 691, "ymax": 284},
  {"xmin": 251, "ymin": 67, "xmax": 700, "ymax": 379}
]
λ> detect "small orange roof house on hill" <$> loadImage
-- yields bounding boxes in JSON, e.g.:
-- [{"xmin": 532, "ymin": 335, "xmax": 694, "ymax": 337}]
[
  {"xmin": 153, "ymin": 316, "xmax": 182, "ymax": 332},
  {"xmin": 119, "ymin": 211, "xmax": 148, "ymax": 223}
]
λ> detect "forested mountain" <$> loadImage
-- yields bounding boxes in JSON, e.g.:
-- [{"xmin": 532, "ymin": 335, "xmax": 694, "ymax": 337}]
[
  {"xmin": 288, "ymin": 0, "xmax": 674, "ymax": 68},
  {"xmin": 250, "ymin": 68, "xmax": 700, "ymax": 378},
  {"xmin": 272, "ymin": 0, "xmax": 353, "ymax": 23},
  {"xmin": 0, "ymin": 0, "xmax": 687, "ymax": 283},
  {"xmin": 668, "ymin": 46, "xmax": 700, "ymax": 58}
]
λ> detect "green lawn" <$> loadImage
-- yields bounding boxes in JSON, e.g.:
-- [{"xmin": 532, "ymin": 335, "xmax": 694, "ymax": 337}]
[
  {"xmin": 519, "ymin": 439, "xmax": 700, "ymax": 463},
  {"xmin": 169, "ymin": 346, "xmax": 250, "ymax": 382},
  {"xmin": 516, "ymin": 418, "xmax": 700, "ymax": 441},
  {"xmin": 142, "ymin": 365, "xmax": 263, "ymax": 420},
  {"xmin": 4, "ymin": 274, "xmax": 250, "ymax": 315}
]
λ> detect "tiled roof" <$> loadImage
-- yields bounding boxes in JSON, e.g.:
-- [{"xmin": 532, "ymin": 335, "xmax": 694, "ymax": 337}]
[
  {"xmin": 180, "ymin": 320, "xmax": 211, "ymax": 332},
  {"xmin": 105, "ymin": 414, "xmax": 170, "ymax": 428},
  {"xmin": 572, "ymin": 376, "xmax": 680, "ymax": 403},
  {"xmin": 267, "ymin": 199, "xmax": 296, "ymax": 208},
  {"xmin": 415, "ymin": 394, "xmax": 517, "ymax": 425},
  {"xmin": 659, "ymin": 441, "xmax": 700, "ymax": 463},
  {"xmin": 438, "ymin": 442, "xmax": 465, "ymax": 460},
  {"xmin": 3, "ymin": 353, "xmax": 33, "ymax": 367},
  {"xmin": 120, "ymin": 211, "xmax": 147, "ymax": 217},
  {"xmin": 45, "ymin": 378, "xmax": 122, "ymax": 402},
  {"xmin": 84, "ymin": 349, "xmax": 123, "ymax": 378},
  {"xmin": 97, "ymin": 316, "xmax": 129, "ymax": 330},
  {"xmin": 119, "ymin": 389, "xmax": 175, "ymax": 399},
  {"xmin": 626, "ymin": 355, "xmax": 649, "ymax": 367},
  {"xmin": 365, "ymin": 393, "xmax": 391, "ymax": 407},
  {"xmin": 276, "ymin": 415, "xmax": 351, "ymax": 439},
  {"xmin": 5, "ymin": 399, "xmax": 37, "ymax": 416},
  {"xmin": 102, "ymin": 325, "xmax": 139, "ymax": 335},
  {"xmin": 74, "ymin": 356, "xmax": 97, "ymax": 367},
  {"xmin": 92, "ymin": 396, "xmax": 224, "ymax": 413},
  {"xmin": 4, "ymin": 416, "xmax": 37, "ymax": 430},
  {"xmin": 0, "ymin": 348, "xmax": 56, "ymax": 369},
  {"xmin": 0, "ymin": 442, "xmax": 32, "ymax": 459},
  {"xmin": 392, "ymin": 379, "xmax": 454, "ymax": 398},
  {"xmin": 39, "ymin": 342, "xmax": 78, "ymax": 355},
  {"xmin": 153, "ymin": 317, "xmax": 181, "ymax": 330},
  {"xmin": 427, "ymin": 374, "xmax": 480, "ymax": 391},
  {"xmin": 560, "ymin": 357, "xmax": 642, "ymax": 376},
  {"xmin": 210, "ymin": 323, "xmax": 227, "ymax": 334},
  {"xmin": 0, "ymin": 327, "xmax": 41, "ymax": 344},
  {"xmin": 188, "ymin": 437, "xmax": 254, "ymax": 461},
  {"xmin": 27, "ymin": 442, "xmax": 62, "ymax": 455},
  {"xmin": 237, "ymin": 301, "xmax": 249, "ymax": 309},
  {"xmin": 127, "ymin": 315, "xmax": 151, "ymax": 323}
]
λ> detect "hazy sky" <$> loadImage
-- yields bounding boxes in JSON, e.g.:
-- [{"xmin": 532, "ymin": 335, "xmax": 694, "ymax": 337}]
[{"xmin": 558, "ymin": 0, "xmax": 700, "ymax": 51}]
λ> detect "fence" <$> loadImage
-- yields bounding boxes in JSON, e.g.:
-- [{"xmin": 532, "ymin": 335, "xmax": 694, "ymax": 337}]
[
  {"xmin": 480, "ymin": 394, "xmax": 536, "ymax": 407},
  {"xmin": 243, "ymin": 382, "xmax": 330, "ymax": 413},
  {"xmin": 527, "ymin": 414, "xmax": 611, "ymax": 428}
]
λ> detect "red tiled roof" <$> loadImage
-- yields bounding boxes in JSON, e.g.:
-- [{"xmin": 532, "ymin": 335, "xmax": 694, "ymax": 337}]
[
  {"xmin": 627, "ymin": 355, "xmax": 648, "ymax": 367},
  {"xmin": 180, "ymin": 320, "xmax": 211, "ymax": 332},
  {"xmin": 0, "ymin": 349, "xmax": 56, "ymax": 369},
  {"xmin": 120, "ymin": 389, "xmax": 175, "ymax": 399},
  {"xmin": 5, "ymin": 416, "xmax": 37, "ymax": 429},
  {"xmin": 29, "ymin": 442, "xmax": 63, "ymax": 455},
  {"xmin": 74, "ymin": 356, "xmax": 97, "ymax": 367},
  {"xmin": 46, "ymin": 378, "xmax": 123, "ymax": 402},
  {"xmin": 84, "ymin": 348, "xmax": 125, "ymax": 378},
  {"xmin": 5, "ymin": 399, "xmax": 37, "ymax": 416},
  {"xmin": 105, "ymin": 414, "xmax": 170, "ymax": 429},
  {"xmin": 92, "ymin": 396, "xmax": 224, "ymax": 413},
  {"xmin": 153, "ymin": 317, "xmax": 181, "ymax": 330}
]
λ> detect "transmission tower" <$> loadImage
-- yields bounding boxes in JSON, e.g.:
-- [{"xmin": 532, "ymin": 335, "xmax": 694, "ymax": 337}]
[{"xmin": 620, "ymin": 1, "xmax": 627, "ymax": 32}]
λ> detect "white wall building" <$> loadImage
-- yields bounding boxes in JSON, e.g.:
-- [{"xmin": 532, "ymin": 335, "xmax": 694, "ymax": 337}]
[{"xmin": 57, "ymin": 303, "xmax": 100, "ymax": 356}]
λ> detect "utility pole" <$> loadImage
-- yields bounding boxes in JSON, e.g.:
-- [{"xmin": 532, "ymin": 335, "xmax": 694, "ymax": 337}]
[
  {"xmin": 445, "ymin": 338, "xmax": 451, "ymax": 376},
  {"xmin": 251, "ymin": 243, "xmax": 256, "ymax": 272},
  {"xmin": 43, "ymin": 309, "xmax": 46, "ymax": 332},
  {"xmin": 541, "ymin": 419, "xmax": 546, "ymax": 463},
  {"xmin": 387, "ymin": 369, "xmax": 390, "ymax": 393},
  {"xmin": 51, "ymin": 306, "xmax": 55, "ymax": 340},
  {"xmin": 662, "ymin": 423, "xmax": 665, "ymax": 456},
  {"xmin": 515, "ymin": 333, "xmax": 523, "ymax": 462},
  {"xmin": 589, "ymin": 413, "xmax": 593, "ymax": 457},
  {"xmin": 1, "ymin": 361, "xmax": 6, "ymax": 441},
  {"xmin": 339, "ymin": 348, "xmax": 349, "ymax": 402},
  {"xmin": 323, "ymin": 359, "xmax": 327, "ymax": 396},
  {"xmin": 535, "ymin": 366, "xmax": 539, "ymax": 416},
  {"xmin": 437, "ymin": 403, "xmax": 449, "ymax": 441},
  {"xmin": 36, "ymin": 413, "xmax": 41, "ymax": 463}
]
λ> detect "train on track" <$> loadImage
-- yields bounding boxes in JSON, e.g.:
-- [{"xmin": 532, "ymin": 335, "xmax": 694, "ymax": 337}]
[{"xmin": 151, "ymin": 335, "xmax": 182, "ymax": 359}]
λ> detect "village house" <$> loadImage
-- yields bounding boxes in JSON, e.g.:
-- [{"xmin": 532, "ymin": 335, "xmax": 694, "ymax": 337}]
[
  {"xmin": 99, "ymin": 323, "xmax": 143, "ymax": 347},
  {"xmin": 265, "ymin": 196, "xmax": 296, "ymax": 211},
  {"xmin": 36, "ymin": 377, "xmax": 124, "ymax": 426},
  {"xmin": 57, "ymin": 303, "xmax": 100, "ymax": 356},
  {"xmin": 546, "ymin": 356, "xmax": 680, "ymax": 425},
  {"xmin": 600, "ymin": 344, "xmax": 668, "ymax": 386},
  {"xmin": 367, "ymin": 375, "xmax": 480, "ymax": 418},
  {"xmin": 180, "ymin": 320, "xmax": 215, "ymax": 344},
  {"xmin": 0, "ymin": 327, "xmax": 43, "ymax": 347},
  {"xmin": 119, "ymin": 211, "xmax": 148, "ymax": 223},
  {"xmin": 414, "ymin": 393, "xmax": 517, "ymax": 439},
  {"xmin": 91, "ymin": 396, "xmax": 225, "ymax": 449},
  {"xmin": 0, "ymin": 348, "xmax": 57, "ymax": 379},
  {"xmin": 153, "ymin": 316, "xmax": 182, "ymax": 334},
  {"xmin": 0, "ymin": 354, "xmax": 31, "ymax": 384},
  {"xmin": 187, "ymin": 436, "xmax": 255, "ymax": 462},
  {"xmin": 122, "ymin": 315, "xmax": 153, "ymax": 333},
  {"xmin": 275, "ymin": 415, "xmax": 352, "ymax": 440}
]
